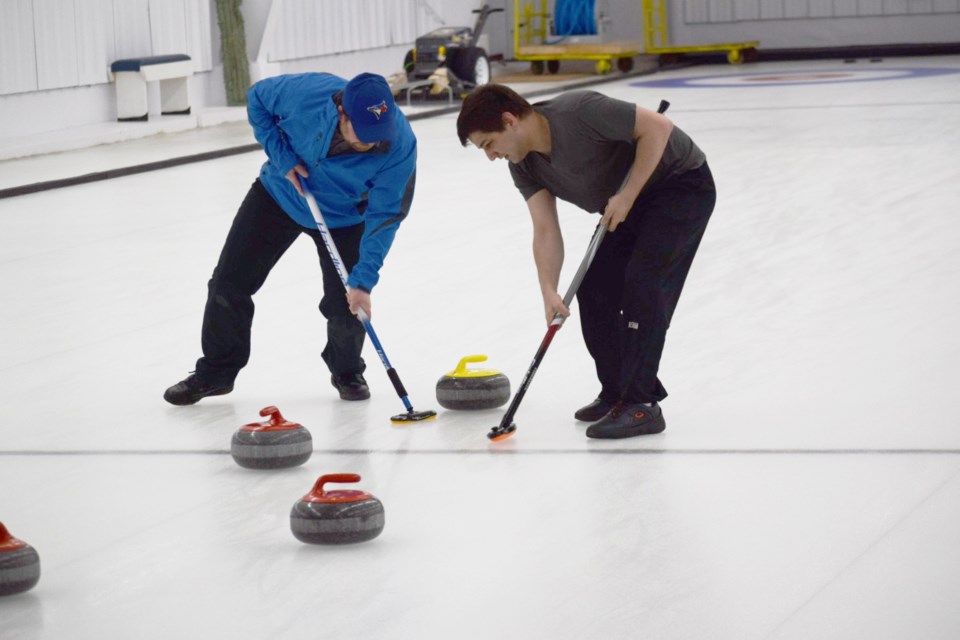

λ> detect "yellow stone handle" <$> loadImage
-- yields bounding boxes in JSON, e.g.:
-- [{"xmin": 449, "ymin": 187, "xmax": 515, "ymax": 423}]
[{"xmin": 448, "ymin": 355, "xmax": 501, "ymax": 378}]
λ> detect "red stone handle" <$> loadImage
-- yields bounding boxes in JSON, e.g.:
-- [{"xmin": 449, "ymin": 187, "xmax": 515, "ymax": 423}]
[
  {"xmin": 0, "ymin": 522, "xmax": 26, "ymax": 551},
  {"xmin": 309, "ymin": 473, "xmax": 361, "ymax": 498},
  {"xmin": 259, "ymin": 405, "xmax": 285, "ymax": 425},
  {"xmin": 302, "ymin": 474, "xmax": 373, "ymax": 503},
  {"xmin": 241, "ymin": 406, "xmax": 301, "ymax": 432}
]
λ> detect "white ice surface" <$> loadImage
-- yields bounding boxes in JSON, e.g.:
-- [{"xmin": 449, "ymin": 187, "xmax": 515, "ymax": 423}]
[{"xmin": 1, "ymin": 57, "xmax": 959, "ymax": 639}]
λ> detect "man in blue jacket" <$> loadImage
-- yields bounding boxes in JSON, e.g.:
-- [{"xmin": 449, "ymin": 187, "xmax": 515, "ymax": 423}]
[{"xmin": 164, "ymin": 72, "xmax": 417, "ymax": 405}]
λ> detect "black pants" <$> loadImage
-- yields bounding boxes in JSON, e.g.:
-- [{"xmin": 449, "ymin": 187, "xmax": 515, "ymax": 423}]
[
  {"xmin": 576, "ymin": 162, "xmax": 716, "ymax": 404},
  {"xmin": 195, "ymin": 179, "xmax": 365, "ymax": 385}
]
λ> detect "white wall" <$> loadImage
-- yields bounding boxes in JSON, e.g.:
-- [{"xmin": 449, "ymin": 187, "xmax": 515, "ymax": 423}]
[
  {"xmin": 0, "ymin": 0, "xmax": 484, "ymax": 144},
  {"xmin": 664, "ymin": 0, "xmax": 960, "ymax": 50},
  {"xmin": 0, "ymin": 0, "xmax": 215, "ymax": 97},
  {"xmin": 0, "ymin": 0, "xmax": 218, "ymax": 140},
  {"xmin": 1, "ymin": 0, "xmax": 958, "ymax": 149}
]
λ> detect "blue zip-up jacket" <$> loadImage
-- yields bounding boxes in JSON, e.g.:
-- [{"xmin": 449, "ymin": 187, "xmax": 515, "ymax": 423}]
[{"xmin": 247, "ymin": 73, "xmax": 417, "ymax": 292}]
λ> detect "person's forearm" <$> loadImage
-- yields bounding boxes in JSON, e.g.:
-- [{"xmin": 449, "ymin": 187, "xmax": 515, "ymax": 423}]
[{"xmin": 533, "ymin": 225, "xmax": 564, "ymax": 297}]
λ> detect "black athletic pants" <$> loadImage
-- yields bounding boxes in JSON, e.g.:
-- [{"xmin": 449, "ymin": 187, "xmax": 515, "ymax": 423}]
[
  {"xmin": 576, "ymin": 161, "xmax": 716, "ymax": 404},
  {"xmin": 195, "ymin": 179, "xmax": 365, "ymax": 385}
]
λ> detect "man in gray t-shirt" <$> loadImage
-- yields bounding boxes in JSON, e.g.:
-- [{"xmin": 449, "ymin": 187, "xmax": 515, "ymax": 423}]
[{"xmin": 457, "ymin": 84, "xmax": 716, "ymax": 439}]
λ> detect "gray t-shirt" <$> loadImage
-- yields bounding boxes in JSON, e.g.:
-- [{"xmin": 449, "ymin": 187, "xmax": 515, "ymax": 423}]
[{"xmin": 509, "ymin": 91, "xmax": 706, "ymax": 213}]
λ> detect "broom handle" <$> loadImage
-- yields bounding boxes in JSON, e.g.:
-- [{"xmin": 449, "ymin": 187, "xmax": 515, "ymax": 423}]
[
  {"xmin": 303, "ymin": 192, "xmax": 414, "ymax": 412},
  {"xmin": 552, "ymin": 224, "xmax": 607, "ymax": 326}
]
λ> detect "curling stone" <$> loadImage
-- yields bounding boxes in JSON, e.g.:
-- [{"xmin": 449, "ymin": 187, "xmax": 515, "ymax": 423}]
[
  {"xmin": 0, "ymin": 522, "xmax": 40, "ymax": 596},
  {"xmin": 290, "ymin": 474, "xmax": 384, "ymax": 545},
  {"xmin": 436, "ymin": 355, "xmax": 510, "ymax": 410},
  {"xmin": 231, "ymin": 406, "xmax": 312, "ymax": 470}
]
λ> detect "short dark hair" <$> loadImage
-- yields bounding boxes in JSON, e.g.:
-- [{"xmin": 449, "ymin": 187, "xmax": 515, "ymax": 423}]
[{"xmin": 457, "ymin": 84, "xmax": 534, "ymax": 146}]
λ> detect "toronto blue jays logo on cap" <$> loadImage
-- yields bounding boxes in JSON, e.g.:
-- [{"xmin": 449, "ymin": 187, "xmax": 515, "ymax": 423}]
[
  {"xmin": 344, "ymin": 73, "xmax": 398, "ymax": 143},
  {"xmin": 366, "ymin": 101, "xmax": 389, "ymax": 120}
]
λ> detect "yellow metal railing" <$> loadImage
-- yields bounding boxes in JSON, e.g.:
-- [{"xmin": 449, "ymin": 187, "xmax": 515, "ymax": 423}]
[
  {"xmin": 641, "ymin": 0, "xmax": 668, "ymax": 51},
  {"xmin": 640, "ymin": 0, "xmax": 758, "ymax": 64},
  {"xmin": 515, "ymin": 0, "xmax": 548, "ymax": 51}
]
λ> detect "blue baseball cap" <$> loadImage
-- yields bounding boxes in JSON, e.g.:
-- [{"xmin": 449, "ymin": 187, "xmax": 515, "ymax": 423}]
[{"xmin": 342, "ymin": 73, "xmax": 398, "ymax": 143}]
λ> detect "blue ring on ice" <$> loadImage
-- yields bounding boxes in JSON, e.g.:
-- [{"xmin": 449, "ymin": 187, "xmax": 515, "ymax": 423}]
[{"xmin": 630, "ymin": 67, "xmax": 960, "ymax": 88}]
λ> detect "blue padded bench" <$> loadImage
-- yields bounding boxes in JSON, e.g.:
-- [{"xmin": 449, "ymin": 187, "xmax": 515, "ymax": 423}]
[{"xmin": 109, "ymin": 54, "xmax": 193, "ymax": 121}]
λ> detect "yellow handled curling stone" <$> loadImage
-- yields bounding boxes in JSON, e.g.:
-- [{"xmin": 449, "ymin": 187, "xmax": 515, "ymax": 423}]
[{"xmin": 436, "ymin": 355, "xmax": 511, "ymax": 410}]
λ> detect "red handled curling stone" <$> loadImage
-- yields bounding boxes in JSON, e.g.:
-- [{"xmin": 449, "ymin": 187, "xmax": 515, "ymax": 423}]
[
  {"xmin": 0, "ymin": 522, "xmax": 40, "ymax": 596},
  {"xmin": 231, "ymin": 406, "xmax": 312, "ymax": 470},
  {"xmin": 436, "ymin": 355, "xmax": 511, "ymax": 411},
  {"xmin": 290, "ymin": 474, "xmax": 384, "ymax": 545}
]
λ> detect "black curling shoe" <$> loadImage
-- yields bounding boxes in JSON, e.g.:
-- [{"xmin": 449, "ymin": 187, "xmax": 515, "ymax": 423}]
[
  {"xmin": 586, "ymin": 402, "xmax": 666, "ymax": 439},
  {"xmin": 331, "ymin": 372, "xmax": 370, "ymax": 401},
  {"xmin": 574, "ymin": 397, "xmax": 617, "ymax": 422},
  {"xmin": 164, "ymin": 374, "xmax": 233, "ymax": 406}
]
